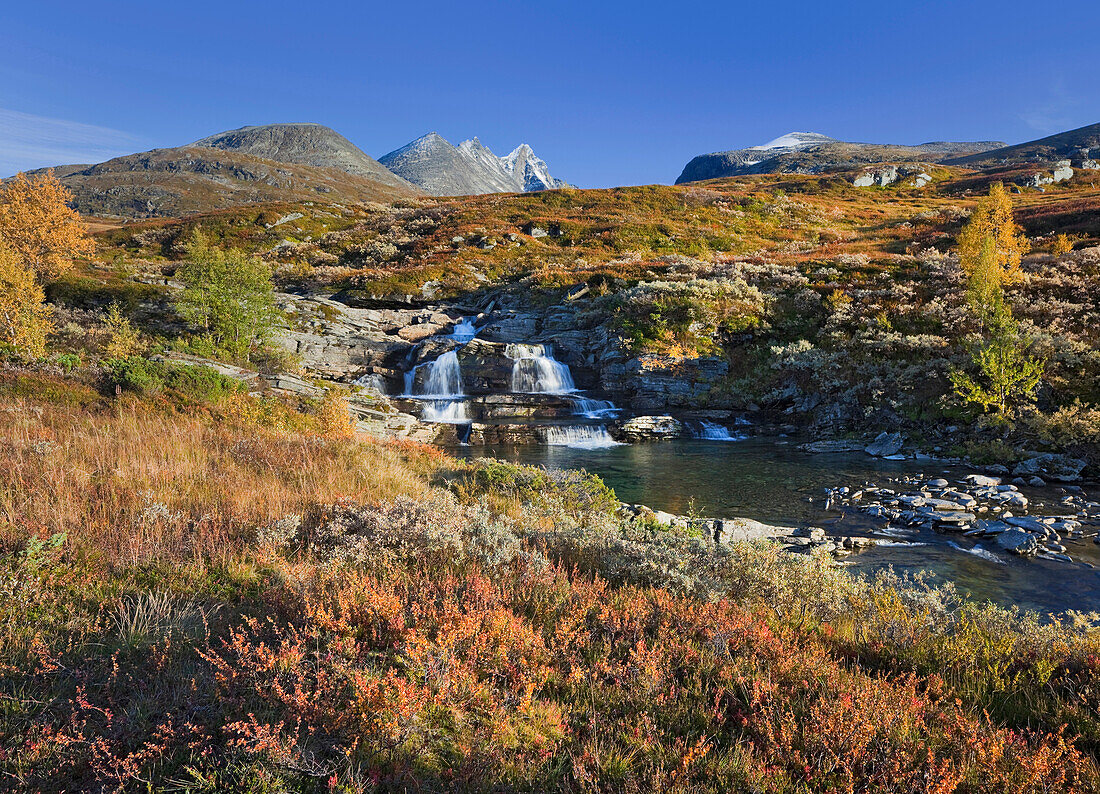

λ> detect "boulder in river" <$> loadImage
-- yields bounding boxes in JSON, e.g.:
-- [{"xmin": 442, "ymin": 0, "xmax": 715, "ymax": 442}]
[
  {"xmin": 995, "ymin": 529, "xmax": 1040, "ymax": 555},
  {"xmin": 865, "ymin": 432, "xmax": 905, "ymax": 457}
]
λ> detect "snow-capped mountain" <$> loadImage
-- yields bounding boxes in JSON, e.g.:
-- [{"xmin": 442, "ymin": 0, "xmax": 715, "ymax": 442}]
[
  {"xmin": 380, "ymin": 133, "xmax": 571, "ymax": 196},
  {"xmin": 675, "ymin": 131, "xmax": 1005, "ymax": 184}
]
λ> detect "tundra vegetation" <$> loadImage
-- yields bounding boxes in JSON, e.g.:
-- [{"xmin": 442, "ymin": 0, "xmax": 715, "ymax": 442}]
[{"xmin": 0, "ymin": 170, "xmax": 1099, "ymax": 791}]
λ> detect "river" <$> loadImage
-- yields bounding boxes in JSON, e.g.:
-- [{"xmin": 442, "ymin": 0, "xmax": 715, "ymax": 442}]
[{"xmin": 460, "ymin": 436, "xmax": 1100, "ymax": 616}]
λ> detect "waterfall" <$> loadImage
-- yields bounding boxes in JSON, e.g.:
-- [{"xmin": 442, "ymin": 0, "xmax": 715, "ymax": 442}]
[
  {"xmin": 451, "ymin": 317, "xmax": 477, "ymax": 342},
  {"xmin": 506, "ymin": 343, "xmax": 576, "ymax": 394},
  {"xmin": 543, "ymin": 425, "xmax": 622, "ymax": 449},
  {"xmin": 421, "ymin": 400, "xmax": 472, "ymax": 423},
  {"xmin": 572, "ymin": 397, "xmax": 620, "ymax": 419},
  {"xmin": 407, "ymin": 350, "xmax": 469, "ymax": 426},
  {"xmin": 410, "ymin": 350, "xmax": 464, "ymax": 399},
  {"xmin": 693, "ymin": 420, "xmax": 746, "ymax": 442}
]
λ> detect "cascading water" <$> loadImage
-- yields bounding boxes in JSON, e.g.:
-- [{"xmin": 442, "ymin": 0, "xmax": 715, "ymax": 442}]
[
  {"xmin": 407, "ymin": 350, "xmax": 470, "ymax": 426},
  {"xmin": 451, "ymin": 317, "xmax": 477, "ymax": 342},
  {"xmin": 572, "ymin": 397, "xmax": 620, "ymax": 419},
  {"xmin": 506, "ymin": 343, "xmax": 576, "ymax": 394},
  {"xmin": 693, "ymin": 420, "xmax": 746, "ymax": 442},
  {"xmin": 421, "ymin": 400, "xmax": 472, "ymax": 423},
  {"xmin": 543, "ymin": 425, "xmax": 622, "ymax": 449}
]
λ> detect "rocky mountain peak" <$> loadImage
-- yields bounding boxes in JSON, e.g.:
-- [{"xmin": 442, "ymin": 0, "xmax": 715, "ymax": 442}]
[{"xmin": 380, "ymin": 133, "xmax": 571, "ymax": 196}]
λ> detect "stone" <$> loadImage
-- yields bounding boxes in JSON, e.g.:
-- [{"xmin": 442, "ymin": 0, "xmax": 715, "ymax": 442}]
[
  {"xmin": 1027, "ymin": 476, "xmax": 1047, "ymax": 487},
  {"xmin": 613, "ymin": 415, "xmax": 684, "ymax": 441},
  {"xmin": 865, "ymin": 431, "xmax": 904, "ymax": 457},
  {"xmin": 963, "ymin": 473, "xmax": 1001, "ymax": 487},
  {"xmin": 995, "ymin": 529, "xmax": 1039, "ymax": 555},
  {"xmin": 1012, "ymin": 453, "xmax": 1086, "ymax": 482},
  {"xmin": 1052, "ymin": 161, "xmax": 1074, "ymax": 182},
  {"xmin": 396, "ymin": 322, "xmax": 445, "ymax": 342},
  {"xmin": 928, "ymin": 478, "xmax": 949, "ymax": 487},
  {"xmin": 794, "ymin": 526, "xmax": 826, "ymax": 542}
]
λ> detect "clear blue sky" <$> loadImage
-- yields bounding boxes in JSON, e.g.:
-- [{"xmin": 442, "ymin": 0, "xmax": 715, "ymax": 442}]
[{"xmin": 1, "ymin": 0, "xmax": 1098, "ymax": 187}]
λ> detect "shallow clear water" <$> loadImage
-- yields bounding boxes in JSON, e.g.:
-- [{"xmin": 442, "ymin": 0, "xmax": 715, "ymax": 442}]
[{"xmin": 461, "ymin": 437, "xmax": 1100, "ymax": 615}]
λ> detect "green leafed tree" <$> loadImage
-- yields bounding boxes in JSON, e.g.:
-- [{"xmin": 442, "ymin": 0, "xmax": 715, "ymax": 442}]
[
  {"xmin": 175, "ymin": 232, "xmax": 278, "ymax": 361},
  {"xmin": 949, "ymin": 320, "xmax": 1044, "ymax": 416}
]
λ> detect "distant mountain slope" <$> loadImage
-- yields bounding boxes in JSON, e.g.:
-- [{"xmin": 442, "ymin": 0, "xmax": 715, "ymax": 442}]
[
  {"xmin": 676, "ymin": 132, "xmax": 1005, "ymax": 184},
  {"xmin": 192, "ymin": 123, "xmax": 418, "ymax": 191},
  {"xmin": 944, "ymin": 122, "xmax": 1100, "ymax": 168},
  {"xmin": 380, "ymin": 132, "xmax": 570, "ymax": 196},
  {"xmin": 29, "ymin": 145, "xmax": 421, "ymax": 219}
]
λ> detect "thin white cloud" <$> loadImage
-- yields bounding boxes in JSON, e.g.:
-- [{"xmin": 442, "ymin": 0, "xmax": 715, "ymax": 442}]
[{"xmin": 0, "ymin": 108, "xmax": 143, "ymax": 177}]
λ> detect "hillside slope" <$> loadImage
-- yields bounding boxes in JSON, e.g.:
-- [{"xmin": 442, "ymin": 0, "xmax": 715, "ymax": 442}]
[
  {"xmin": 945, "ymin": 121, "xmax": 1100, "ymax": 168},
  {"xmin": 192, "ymin": 122, "xmax": 418, "ymax": 191},
  {"xmin": 31, "ymin": 145, "xmax": 421, "ymax": 219}
]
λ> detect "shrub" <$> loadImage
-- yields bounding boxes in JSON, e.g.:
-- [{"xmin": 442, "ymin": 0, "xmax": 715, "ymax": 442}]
[{"xmin": 105, "ymin": 356, "xmax": 246, "ymax": 404}]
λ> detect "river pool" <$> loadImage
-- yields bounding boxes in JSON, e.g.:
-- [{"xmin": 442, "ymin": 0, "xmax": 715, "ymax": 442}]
[{"xmin": 460, "ymin": 437, "xmax": 1100, "ymax": 615}]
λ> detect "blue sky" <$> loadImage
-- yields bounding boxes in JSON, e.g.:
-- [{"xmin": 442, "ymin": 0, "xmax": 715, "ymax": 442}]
[{"xmin": 1, "ymin": 0, "xmax": 1098, "ymax": 187}]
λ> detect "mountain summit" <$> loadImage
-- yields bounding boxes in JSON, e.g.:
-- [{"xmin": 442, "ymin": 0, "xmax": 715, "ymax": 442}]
[
  {"xmin": 192, "ymin": 123, "xmax": 416, "ymax": 191},
  {"xmin": 380, "ymin": 133, "xmax": 570, "ymax": 196}
]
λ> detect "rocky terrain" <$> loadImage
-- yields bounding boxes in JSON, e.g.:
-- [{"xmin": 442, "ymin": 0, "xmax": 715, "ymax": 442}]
[
  {"xmin": 676, "ymin": 131, "xmax": 1005, "ymax": 183},
  {"xmin": 379, "ymin": 132, "xmax": 571, "ymax": 195}
]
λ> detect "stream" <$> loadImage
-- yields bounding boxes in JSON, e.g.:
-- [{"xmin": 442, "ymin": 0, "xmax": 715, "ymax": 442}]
[{"xmin": 459, "ymin": 437, "xmax": 1100, "ymax": 615}]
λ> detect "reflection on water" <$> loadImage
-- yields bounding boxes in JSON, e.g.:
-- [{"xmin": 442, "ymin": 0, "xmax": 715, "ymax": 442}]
[{"xmin": 460, "ymin": 438, "xmax": 1100, "ymax": 615}]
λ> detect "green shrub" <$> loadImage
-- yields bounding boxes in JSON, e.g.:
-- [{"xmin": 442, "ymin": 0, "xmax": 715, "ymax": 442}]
[{"xmin": 105, "ymin": 357, "xmax": 246, "ymax": 404}]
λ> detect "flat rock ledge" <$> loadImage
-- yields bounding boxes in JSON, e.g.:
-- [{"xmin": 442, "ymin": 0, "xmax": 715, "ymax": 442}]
[{"xmin": 618, "ymin": 504, "xmax": 874, "ymax": 558}]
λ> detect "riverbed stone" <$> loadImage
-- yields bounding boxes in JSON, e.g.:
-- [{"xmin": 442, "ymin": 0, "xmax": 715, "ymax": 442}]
[
  {"xmin": 612, "ymin": 415, "xmax": 684, "ymax": 441},
  {"xmin": 995, "ymin": 529, "xmax": 1040, "ymax": 555}
]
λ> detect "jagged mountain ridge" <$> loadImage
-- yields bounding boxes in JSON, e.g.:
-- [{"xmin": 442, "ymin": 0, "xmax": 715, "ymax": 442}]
[
  {"xmin": 192, "ymin": 123, "xmax": 418, "ymax": 192},
  {"xmin": 676, "ymin": 132, "xmax": 1006, "ymax": 184},
  {"xmin": 380, "ymin": 132, "xmax": 571, "ymax": 196}
]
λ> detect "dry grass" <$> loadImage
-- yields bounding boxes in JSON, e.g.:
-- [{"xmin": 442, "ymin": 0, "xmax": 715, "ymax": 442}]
[{"xmin": 0, "ymin": 395, "xmax": 443, "ymax": 563}]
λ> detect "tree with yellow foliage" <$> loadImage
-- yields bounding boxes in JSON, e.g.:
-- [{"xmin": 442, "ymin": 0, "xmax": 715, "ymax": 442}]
[
  {"xmin": 957, "ymin": 182, "xmax": 1029, "ymax": 285},
  {"xmin": 0, "ymin": 244, "xmax": 51, "ymax": 356},
  {"xmin": 0, "ymin": 171, "xmax": 95, "ymax": 282}
]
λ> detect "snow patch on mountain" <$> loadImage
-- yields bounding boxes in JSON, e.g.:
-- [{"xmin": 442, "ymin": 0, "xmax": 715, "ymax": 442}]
[{"xmin": 751, "ymin": 132, "xmax": 836, "ymax": 150}]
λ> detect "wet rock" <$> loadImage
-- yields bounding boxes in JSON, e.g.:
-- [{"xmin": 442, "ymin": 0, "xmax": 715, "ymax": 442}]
[
  {"xmin": 995, "ymin": 529, "xmax": 1039, "ymax": 555},
  {"xmin": 865, "ymin": 432, "xmax": 905, "ymax": 457},
  {"xmin": 963, "ymin": 473, "xmax": 1001, "ymax": 487},
  {"xmin": 613, "ymin": 415, "xmax": 684, "ymax": 441}
]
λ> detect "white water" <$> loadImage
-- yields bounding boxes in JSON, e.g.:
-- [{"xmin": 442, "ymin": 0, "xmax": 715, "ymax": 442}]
[
  {"xmin": 572, "ymin": 397, "xmax": 620, "ymax": 419},
  {"xmin": 451, "ymin": 317, "xmax": 477, "ymax": 342},
  {"xmin": 407, "ymin": 350, "xmax": 464, "ymax": 399},
  {"xmin": 421, "ymin": 400, "xmax": 472, "ymax": 424},
  {"xmin": 506, "ymin": 343, "xmax": 576, "ymax": 394},
  {"xmin": 948, "ymin": 541, "xmax": 1007, "ymax": 565},
  {"xmin": 543, "ymin": 426, "xmax": 622, "ymax": 449},
  {"xmin": 694, "ymin": 421, "xmax": 746, "ymax": 442}
]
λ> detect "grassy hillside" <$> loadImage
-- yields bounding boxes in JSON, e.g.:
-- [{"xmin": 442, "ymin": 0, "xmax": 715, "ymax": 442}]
[{"xmin": 82, "ymin": 168, "xmax": 1100, "ymax": 465}]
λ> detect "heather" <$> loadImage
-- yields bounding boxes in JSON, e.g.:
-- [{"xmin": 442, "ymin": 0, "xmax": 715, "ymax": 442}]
[{"xmin": 1, "ymin": 378, "xmax": 1099, "ymax": 792}]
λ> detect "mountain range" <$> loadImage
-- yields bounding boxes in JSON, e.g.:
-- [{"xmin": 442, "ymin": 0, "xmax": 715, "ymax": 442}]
[
  {"xmin": 18, "ymin": 123, "xmax": 570, "ymax": 219},
  {"xmin": 379, "ymin": 133, "xmax": 571, "ymax": 196},
  {"xmin": 675, "ymin": 132, "xmax": 1007, "ymax": 183}
]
